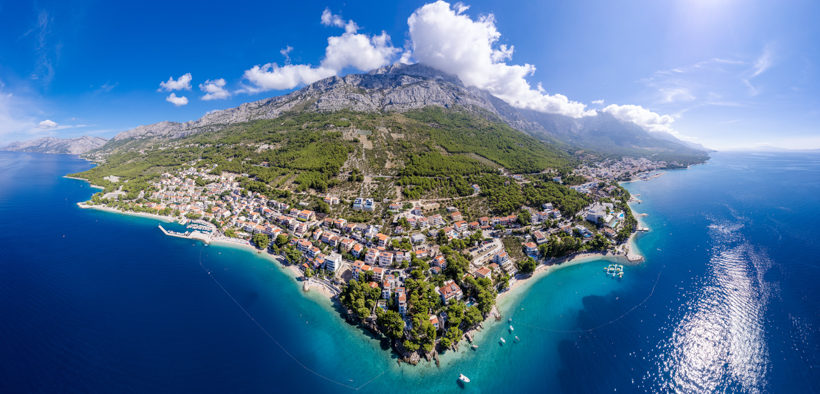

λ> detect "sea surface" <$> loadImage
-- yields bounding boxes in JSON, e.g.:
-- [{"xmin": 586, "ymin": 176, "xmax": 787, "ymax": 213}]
[{"xmin": 0, "ymin": 151, "xmax": 817, "ymax": 393}]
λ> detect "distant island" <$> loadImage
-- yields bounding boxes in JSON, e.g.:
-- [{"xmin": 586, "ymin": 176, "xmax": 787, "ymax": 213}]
[
  {"xmin": 2, "ymin": 136, "xmax": 107, "ymax": 155},
  {"xmin": 66, "ymin": 64, "xmax": 708, "ymax": 364}
]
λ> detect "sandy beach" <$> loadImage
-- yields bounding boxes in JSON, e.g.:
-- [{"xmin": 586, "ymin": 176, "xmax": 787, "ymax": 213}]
[{"xmin": 77, "ymin": 202, "xmax": 175, "ymax": 223}]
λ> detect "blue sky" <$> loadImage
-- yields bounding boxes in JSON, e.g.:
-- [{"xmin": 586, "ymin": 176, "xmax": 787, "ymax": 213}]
[{"xmin": 0, "ymin": 0, "xmax": 818, "ymax": 150}]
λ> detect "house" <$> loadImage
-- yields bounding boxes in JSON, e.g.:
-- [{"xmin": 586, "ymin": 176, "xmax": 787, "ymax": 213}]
[
  {"xmin": 339, "ymin": 238, "xmax": 355, "ymax": 252},
  {"xmin": 450, "ymin": 211, "xmax": 463, "ymax": 222},
  {"xmin": 363, "ymin": 198, "xmax": 375, "ymax": 212},
  {"xmin": 397, "ymin": 293, "xmax": 407, "ymax": 315},
  {"xmin": 324, "ymin": 253, "xmax": 342, "ymax": 273},
  {"xmin": 475, "ymin": 266, "xmax": 492, "ymax": 279},
  {"xmin": 523, "ymin": 242, "xmax": 539, "ymax": 256},
  {"xmin": 429, "ymin": 315, "xmax": 440, "ymax": 330},
  {"xmin": 371, "ymin": 267, "xmax": 385, "ymax": 281},
  {"xmin": 365, "ymin": 249, "xmax": 380, "ymax": 265},
  {"xmin": 382, "ymin": 275, "xmax": 395, "ymax": 299},
  {"xmin": 454, "ymin": 220, "xmax": 468, "ymax": 232},
  {"xmin": 414, "ymin": 248, "xmax": 429, "ymax": 259},
  {"xmin": 352, "ymin": 198, "xmax": 364, "ymax": 210},
  {"xmin": 431, "ymin": 255, "xmax": 447, "ymax": 268},
  {"xmin": 351, "ymin": 243, "xmax": 365, "ymax": 257},
  {"xmin": 410, "ymin": 233, "xmax": 426, "ymax": 244},
  {"xmin": 351, "ymin": 260, "xmax": 365, "ymax": 279},
  {"xmin": 437, "ymin": 280, "xmax": 463, "ymax": 304},
  {"xmin": 493, "ymin": 251, "xmax": 509, "ymax": 265},
  {"xmin": 297, "ymin": 209, "xmax": 314, "ymax": 222},
  {"xmin": 533, "ymin": 230, "xmax": 548, "ymax": 244},
  {"xmin": 375, "ymin": 233, "xmax": 390, "ymax": 248},
  {"xmin": 388, "ymin": 203, "xmax": 401, "ymax": 212},
  {"xmin": 585, "ymin": 202, "xmax": 614, "ymax": 225},
  {"xmin": 378, "ymin": 251, "xmax": 394, "ymax": 267}
]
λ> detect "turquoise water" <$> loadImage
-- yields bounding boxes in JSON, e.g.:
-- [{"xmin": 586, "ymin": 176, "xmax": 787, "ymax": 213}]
[{"xmin": 0, "ymin": 151, "xmax": 817, "ymax": 392}]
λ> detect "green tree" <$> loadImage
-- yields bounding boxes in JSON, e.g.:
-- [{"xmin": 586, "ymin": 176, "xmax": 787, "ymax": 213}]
[
  {"xmin": 518, "ymin": 256, "xmax": 537, "ymax": 274},
  {"xmin": 377, "ymin": 310, "xmax": 405, "ymax": 340},
  {"xmin": 251, "ymin": 233, "xmax": 270, "ymax": 249},
  {"xmin": 518, "ymin": 209, "xmax": 532, "ymax": 226}
]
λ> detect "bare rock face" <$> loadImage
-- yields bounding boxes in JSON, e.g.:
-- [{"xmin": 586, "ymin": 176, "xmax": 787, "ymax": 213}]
[
  {"xmin": 102, "ymin": 63, "xmax": 707, "ymax": 159},
  {"xmin": 2, "ymin": 136, "xmax": 108, "ymax": 155},
  {"xmin": 108, "ymin": 63, "xmax": 540, "ymax": 143}
]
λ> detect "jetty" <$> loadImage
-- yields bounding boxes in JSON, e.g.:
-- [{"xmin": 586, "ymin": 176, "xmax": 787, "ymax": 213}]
[{"xmin": 158, "ymin": 224, "xmax": 212, "ymax": 244}]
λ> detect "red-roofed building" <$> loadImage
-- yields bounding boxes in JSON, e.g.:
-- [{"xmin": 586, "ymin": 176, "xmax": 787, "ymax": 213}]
[{"xmin": 437, "ymin": 280, "xmax": 463, "ymax": 304}]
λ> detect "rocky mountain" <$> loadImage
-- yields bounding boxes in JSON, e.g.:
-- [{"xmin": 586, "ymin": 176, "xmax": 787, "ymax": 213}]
[
  {"xmin": 2, "ymin": 136, "xmax": 108, "ymax": 155},
  {"xmin": 105, "ymin": 63, "xmax": 707, "ymax": 162}
]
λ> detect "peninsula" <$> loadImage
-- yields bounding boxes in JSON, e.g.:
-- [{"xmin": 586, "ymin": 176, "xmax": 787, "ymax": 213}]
[{"xmin": 69, "ymin": 64, "xmax": 707, "ymax": 364}]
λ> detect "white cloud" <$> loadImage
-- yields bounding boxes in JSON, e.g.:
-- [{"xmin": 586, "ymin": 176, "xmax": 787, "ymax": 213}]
[
  {"xmin": 660, "ymin": 87, "xmax": 696, "ymax": 103},
  {"xmin": 602, "ymin": 104, "xmax": 676, "ymax": 134},
  {"xmin": 321, "ymin": 30, "xmax": 398, "ymax": 72},
  {"xmin": 744, "ymin": 43, "xmax": 775, "ymax": 96},
  {"xmin": 165, "ymin": 93, "xmax": 189, "ymax": 106},
  {"xmin": 406, "ymin": 1, "xmax": 593, "ymax": 118},
  {"xmin": 199, "ymin": 78, "xmax": 230, "ymax": 100},
  {"xmin": 280, "ymin": 45, "xmax": 293, "ymax": 63},
  {"xmin": 38, "ymin": 119, "xmax": 58, "ymax": 129},
  {"xmin": 751, "ymin": 44, "xmax": 774, "ymax": 78},
  {"xmin": 158, "ymin": 73, "xmax": 192, "ymax": 92},
  {"xmin": 591, "ymin": 99, "xmax": 605, "ymax": 105},
  {"xmin": 241, "ymin": 64, "xmax": 337, "ymax": 93},
  {"xmin": 321, "ymin": 8, "xmax": 345, "ymax": 28},
  {"xmin": 240, "ymin": 10, "xmax": 398, "ymax": 93}
]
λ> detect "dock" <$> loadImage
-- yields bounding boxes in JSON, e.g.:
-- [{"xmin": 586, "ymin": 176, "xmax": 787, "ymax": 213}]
[{"xmin": 158, "ymin": 224, "xmax": 212, "ymax": 244}]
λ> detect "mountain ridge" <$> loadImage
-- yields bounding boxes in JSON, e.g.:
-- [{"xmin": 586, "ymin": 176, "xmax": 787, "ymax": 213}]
[
  {"xmin": 2, "ymin": 136, "xmax": 107, "ymax": 155},
  {"xmin": 103, "ymin": 63, "xmax": 707, "ymax": 162}
]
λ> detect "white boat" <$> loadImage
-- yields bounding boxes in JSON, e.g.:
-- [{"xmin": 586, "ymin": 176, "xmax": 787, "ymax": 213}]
[
  {"xmin": 471, "ymin": 344, "xmax": 478, "ymax": 350},
  {"xmin": 514, "ymin": 336, "xmax": 520, "ymax": 342},
  {"xmin": 459, "ymin": 374, "xmax": 471, "ymax": 383},
  {"xmin": 499, "ymin": 337, "xmax": 506, "ymax": 344},
  {"xmin": 509, "ymin": 325, "xmax": 514, "ymax": 332},
  {"xmin": 508, "ymin": 317, "xmax": 512, "ymax": 322}
]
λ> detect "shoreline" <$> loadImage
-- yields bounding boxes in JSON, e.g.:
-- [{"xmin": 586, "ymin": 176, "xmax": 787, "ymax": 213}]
[
  {"xmin": 76, "ymin": 199, "xmax": 650, "ymax": 367},
  {"xmin": 70, "ymin": 177, "xmax": 653, "ymax": 369},
  {"xmin": 77, "ymin": 202, "xmax": 175, "ymax": 223}
]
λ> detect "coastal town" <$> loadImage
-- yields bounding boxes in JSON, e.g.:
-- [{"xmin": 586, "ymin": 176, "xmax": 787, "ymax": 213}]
[{"xmin": 79, "ymin": 157, "xmax": 652, "ymax": 363}]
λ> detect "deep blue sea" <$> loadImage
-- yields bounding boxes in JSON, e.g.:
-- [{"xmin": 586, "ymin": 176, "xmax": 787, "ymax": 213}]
[{"xmin": 0, "ymin": 151, "xmax": 817, "ymax": 393}]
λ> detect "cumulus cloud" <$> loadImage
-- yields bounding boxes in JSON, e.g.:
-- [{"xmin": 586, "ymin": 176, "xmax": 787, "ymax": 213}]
[
  {"xmin": 199, "ymin": 78, "xmax": 230, "ymax": 100},
  {"xmin": 602, "ymin": 104, "xmax": 676, "ymax": 134},
  {"xmin": 241, "ymin": 64, "xmax": 337, "ymax": 93},
  {"xmin": 406, "ymin": 1, "xmax": 593, "ymax": 118},
  {"xmin": 165, "ymin": 93, "xmax": 189, "ymax": 106},
  {"xmin": 591, "ymin": 99, "xmax": 605, "ymax": 105},
  {"xmin": 158, "ymin": 73, "xmax": 192, "ymax": 92},
  {"xmin": 240, "ymin": 10, "xmax": 398, "ymax": 93},
  {"xmin": 38, "ymin": 119, "xmax": 58, "ymax": 129}
]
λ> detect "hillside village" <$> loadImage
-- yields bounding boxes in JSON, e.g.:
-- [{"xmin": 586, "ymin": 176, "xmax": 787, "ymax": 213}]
[{"xmin": 82, "ymin": 156, "xmax": 650, "ymax": 362}]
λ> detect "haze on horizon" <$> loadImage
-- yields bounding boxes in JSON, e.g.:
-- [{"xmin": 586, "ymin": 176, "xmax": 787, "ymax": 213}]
[{"xmin": 0, "ymin": 0, "xmax": 817, "ymax": 151}]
